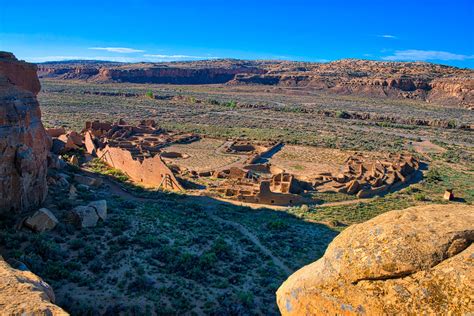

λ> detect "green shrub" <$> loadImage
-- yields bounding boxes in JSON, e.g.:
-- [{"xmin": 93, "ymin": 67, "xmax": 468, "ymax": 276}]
[
  {"xmin": 145, "ymin": 91, "xmax": 154, "ymax": 99},
  {"xmin": 413, "ymin": 192, "xmax": 427, "ymax": 201},
  {"xmin": 335, "ymin": 110, "xmax": 350, "ymax": 119},
  {"xmin": 425, "ymin": 168, "xmax": 442, "ymax": 183},
  {"xmin": 266, "ymin": 220, "xmax": 288, "ymax": 230}
]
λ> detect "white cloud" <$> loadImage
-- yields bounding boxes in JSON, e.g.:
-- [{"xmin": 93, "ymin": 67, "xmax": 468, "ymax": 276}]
[
  {"xmin": 382, "ymin": 49, "xmax": 474, "ymax": 61},
  {"xmin": 378, "ymin": 35, "xmax": 397, "ymax": 39},
  {"xmin": 25, "ymin": 55, "xmax": 139, "ymax": 63},
  {"xmin": 89, "ymin": 47, "xmax": 145, "ymax": 53},
  {"xmin": 24, "ymin": 53, "xmax": 222, "ymax": 63}
]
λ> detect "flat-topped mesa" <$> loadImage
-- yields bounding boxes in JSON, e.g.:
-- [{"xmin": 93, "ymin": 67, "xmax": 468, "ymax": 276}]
[
  {"xmin": 37, "ymin": 58, "xmax": 473, "ymax": 107},
  {"xmin": 84, "ymin": 119, "xmax": 199, "ymax": 191},
  {"xmin": 0, "ymin": 52, "xmax": 50, "ymax": 213}
]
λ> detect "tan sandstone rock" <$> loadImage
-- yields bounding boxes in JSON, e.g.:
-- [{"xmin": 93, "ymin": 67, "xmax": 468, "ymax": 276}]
[
  {"xmin": 24, "ymin": 208, "xmax": 59, "ymax": 232},
  {"xmin": 88, "ymin": 200, "xmax": 107, "ymax": 220},
  {"xmin": 0, "ymin": 256, "xmax": 68, "ymax": 315},
  {"xmin": 68, "ymin": 205, "xmax": 99, "ymax": 228},
  {"xmin": 0, "ymin": 52, "xmax": 51, "ymax": 213},
  {"xmin": 276, "ymin": 204, "xmax": 474, "ymax": 315}
]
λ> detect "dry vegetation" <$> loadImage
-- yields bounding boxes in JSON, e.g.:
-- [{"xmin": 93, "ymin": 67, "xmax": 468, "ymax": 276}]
[{"xmin": 2, "ymin": 78, "xmax": 470, "ymax": 314}]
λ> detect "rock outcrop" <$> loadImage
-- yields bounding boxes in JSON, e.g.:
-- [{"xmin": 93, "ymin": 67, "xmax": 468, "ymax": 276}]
[
  {"xmin": 276, "ymin": 204, "xmax": 474, "ymax": 315},
  {"xmin": 23, "ymin": 208, "xmax": 59, "ymax": 232},
  {"xmin": 0, "ymin": 256, "xmax": 68, "ymax": 315},
  {"xmin": 0, "ymin": 52, "xmax": 51, "ymax": 213}
]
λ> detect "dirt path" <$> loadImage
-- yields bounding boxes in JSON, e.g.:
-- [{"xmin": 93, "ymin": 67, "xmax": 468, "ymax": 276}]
[
  {"xmin": 85, "ymin": 171, "xmax": 293, "ymax": 274},
  {"xmin": 205, "ymin": 211, "xmax": 292, "ymax": 274}
]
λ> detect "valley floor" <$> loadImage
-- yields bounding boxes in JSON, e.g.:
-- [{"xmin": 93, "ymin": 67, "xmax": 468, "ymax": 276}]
[{"xmin": 0, "ymin": 79, "xmax": 471, "ymax": 315}]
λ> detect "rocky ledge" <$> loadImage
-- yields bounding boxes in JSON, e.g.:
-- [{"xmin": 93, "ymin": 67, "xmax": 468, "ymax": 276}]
[
  {"xmin": 276, "ymin": 204, "xmax": 474, "ymax": 315},
  {"xmin": 0, "ymin": 52, "xmax": 51, "ymax": 213},
  {"xmin": 0, "ymin": 256, "xmax": 68, "ymax": 315}
]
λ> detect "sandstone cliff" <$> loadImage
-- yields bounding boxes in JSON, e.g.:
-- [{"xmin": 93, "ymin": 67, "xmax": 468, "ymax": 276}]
[
  {"xmin": 37, "ymin": 59, "xmax": 473, "ymax": 108},
  {"xmin": 0, "ymin": 256, "xmax": 68, "ymax": 315},
  {"xmin": 0, "ymin": 52, "xmax": 50, "ymax": 212},
  {"xmin": 276, "ymin": 204, "xmax": 474, "ymax": 315}
]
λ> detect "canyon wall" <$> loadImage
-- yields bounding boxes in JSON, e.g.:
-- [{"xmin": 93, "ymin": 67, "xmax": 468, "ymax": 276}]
[
  {"xmin": 276, "ymin": 204, "xmax": 474, "ymax": 315},
  {"xmin": 37, "ymin": 59, "xmax": 473, "ymax": 108},
  {"xmin": 0, "ymin": 52, "xmax": 50, "ymax": 213}
]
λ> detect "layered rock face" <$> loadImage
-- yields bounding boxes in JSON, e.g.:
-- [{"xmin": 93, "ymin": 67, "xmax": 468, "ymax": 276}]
[
  {"xmin": 0, "ymin": 52, "xmax": 50, "ymax": 213},
  {"xmin": 277, "ymin": 204, "xmax": 474, "ymax": 315},
  {"xmin": 0, "ymin": 256, "xmax": 68, "ymax": 315},
  {"xmin": 38, "ymin": 59, "xmax": 266, "ymax": 84},
  {"xmin": 37, "ymin": 58, "xmax": 473, "ymax": 108}
]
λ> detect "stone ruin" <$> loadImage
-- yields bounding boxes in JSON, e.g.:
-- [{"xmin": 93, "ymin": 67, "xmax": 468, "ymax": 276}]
[
  {"xmin": 46, "ymin": 120, "xmax": 421, "ymax": 206},
  {"xmin": 209, "ymin": 141, "xmax": 311, "ymax": 206},
  {"xmin": 313, "ymin": 152, "xmax": 420, "ymax": 198},
  {"xmin": 83, "ymin": 119, "xmax": 199, "ymax": 191},
  {"xmin": 47, "ymin": 119, "xmax": 199, "ymax": 191}
]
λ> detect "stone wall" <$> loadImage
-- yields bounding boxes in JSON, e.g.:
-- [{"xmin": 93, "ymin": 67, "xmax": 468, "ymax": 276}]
[{"xmin": 98, "ymin": 145, "xmax": 183, "ymax": 191}]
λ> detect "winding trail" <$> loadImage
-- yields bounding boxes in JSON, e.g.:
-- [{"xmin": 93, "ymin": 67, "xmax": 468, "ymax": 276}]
[
  {"xmin": 84, "ymin": 170, "xmax": 293, "ymax": 274},
  {"xmin": 205, "ymin": 211, "xmax": 292, "ymax": 274}
]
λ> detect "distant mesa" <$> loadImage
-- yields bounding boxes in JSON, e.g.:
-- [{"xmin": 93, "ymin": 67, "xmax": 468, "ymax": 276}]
[{"xmin": 37, "ymin": 58, "xmax": 474, "ymax": 108}]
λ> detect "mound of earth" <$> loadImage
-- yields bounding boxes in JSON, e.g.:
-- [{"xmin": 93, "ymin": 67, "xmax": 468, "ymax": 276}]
[
  {"xmin": 37, "ymin": 59, "xmax": 473, "ymax": 108},
  {"xmin": 276, "ymin": 204, "xmax": 474, "ymax": 315}
]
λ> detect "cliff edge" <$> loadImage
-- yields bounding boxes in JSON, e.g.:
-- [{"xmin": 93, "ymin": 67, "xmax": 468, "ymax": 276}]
[{"xmin": 0, "ymin": 52, "xmax": 50, "ymax": 213}]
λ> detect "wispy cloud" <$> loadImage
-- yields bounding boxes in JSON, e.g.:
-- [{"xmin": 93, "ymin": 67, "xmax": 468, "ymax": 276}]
[
  {"xmin": 24, "ymin": 53, "xmax": 222, "ymax": 63},
  {"xmin": 89, "ymin": 47, "xmax": 145, "ymax": 53},
  {"xmin": 25, "ymin": 55, "xmax": 139, "ymax": 63},
  {"xmin": 382, "ymin": 49, "xmax": 474, "ymax": 61},
  {"xmin": 377, "ymin": 34, "xmax": 397, "ymax": 39},
  {"xmin": 143, "ymin": 54, "xmax": 220, "ymax": 60}
]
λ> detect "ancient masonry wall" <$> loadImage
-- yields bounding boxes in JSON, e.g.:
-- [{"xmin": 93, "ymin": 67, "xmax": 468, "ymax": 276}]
[{"xmin": 97, "ymin": 145, "xmax": 183, "ymax": 191}]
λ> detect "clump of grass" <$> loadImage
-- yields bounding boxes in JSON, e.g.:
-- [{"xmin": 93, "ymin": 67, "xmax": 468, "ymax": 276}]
[{"xmin": 88, "ymin": 158, "xmax": 129, "ymax": 182}]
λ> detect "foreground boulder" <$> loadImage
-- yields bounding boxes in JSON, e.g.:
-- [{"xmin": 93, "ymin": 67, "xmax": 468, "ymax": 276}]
[
  {"xmin": 276, "ymin": 204, "xmax": 474, "ymax": 315},
  {"xmin": 0, "ymin": 52, "xmax": 50, "ymax": 213},
  {"xmin": 67, "ymin": 200, "xmax": 107, "ymax": 228},
  {"xmin": 0, "ymin": 256, "xmax": 68, "ymax": 315},
  {"xmin": 88, "ymin": 199, "xmax": 107, "ymax": 220},
  {"xmin": 68, "ymin": 205, "xmax": 99, "ymax": 228},
  {"xmin": 24, "ymin": 208, "xmax": 59, "ymax": 232}
]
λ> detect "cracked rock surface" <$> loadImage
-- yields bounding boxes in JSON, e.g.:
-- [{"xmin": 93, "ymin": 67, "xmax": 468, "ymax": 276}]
[
  {"xmin": 0, "ymin": 256, "xmax": 68, "ymax": 315},
  {"xmin": 276, "ymin": 204, "xmax": 474, "ymax": 315},
  {"xmin": 0, "ymin": 52, "xmax": 51, "ymax": 213}
]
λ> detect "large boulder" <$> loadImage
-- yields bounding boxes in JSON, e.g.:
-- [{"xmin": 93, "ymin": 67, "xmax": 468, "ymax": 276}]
[
  {"xmin": 0, "ymin": 256, "xmax": 68, "ymax": 315},
  {"xmin": 24, "ymin": 208, "xmax": 59, "ymax": 232},
  {"xmin": 88, "ymin": 200, "xmax": 107, "ymax": 220},
  {"xmin": 277, "ymin": 204, "xmax": 474, "ymax": 315},
  {"xmin": 68, "ymin": 205, "xmax": 99, "ymax": 228},
  {"xmin": 0, "ymin": 52, "xmax": 51, "ymax": 213}
]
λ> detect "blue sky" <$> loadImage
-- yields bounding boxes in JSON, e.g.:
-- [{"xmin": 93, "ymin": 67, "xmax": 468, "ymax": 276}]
[{"xmin": 1, "ymin": 0, "xmax": 473, "ymax": 67}]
